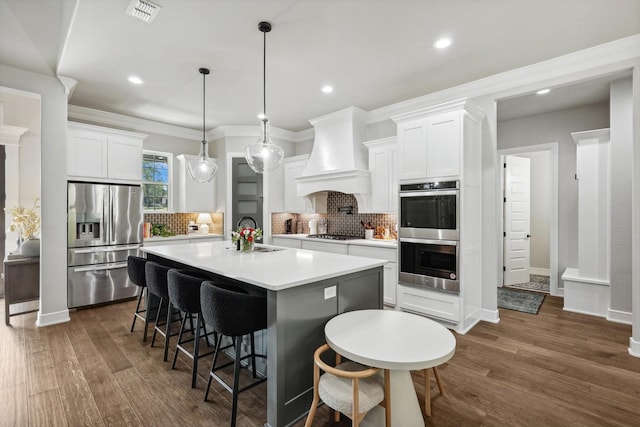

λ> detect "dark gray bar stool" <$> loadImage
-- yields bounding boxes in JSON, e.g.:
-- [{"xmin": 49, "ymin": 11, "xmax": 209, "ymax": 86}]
[
  {"xmin": 167, "ymin": 269, "xmax": 217, "ymax": 388},
  {"xmin": 127, "ymin": 255, "xmax": 150, "ymax": 341},
  {"xmin": 145, "ymin": 261, "xmax": 182, "ymax": 361},
  {"xmin": 200, "ymin": 280, "xmax": 267, "ymax": 427}
]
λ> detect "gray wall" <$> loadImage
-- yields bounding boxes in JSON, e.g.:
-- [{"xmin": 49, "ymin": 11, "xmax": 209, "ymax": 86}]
[
  {"xmin": 610, "ymin": 77, "xmax": 633, "ymax": 313},
  {"xmin": 497, "ymin": 102, "xmax": 610, "ymax": 288}
]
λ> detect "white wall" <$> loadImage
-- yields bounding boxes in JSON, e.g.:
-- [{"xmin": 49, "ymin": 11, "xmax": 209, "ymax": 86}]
[
  {"xmin": 1, "ymin": 64, "xmax": 70, "ymax": 326},
  {"xmin": 610, "ymin": 77, "xmax": 633, "ymax": 313},
  {"xmin": 518, "ymin": 151, "xmax": 551, "ymax": 271},
  {"xmin": 497, "ymin": 102, "xmax": 610, "ymax": 287}
]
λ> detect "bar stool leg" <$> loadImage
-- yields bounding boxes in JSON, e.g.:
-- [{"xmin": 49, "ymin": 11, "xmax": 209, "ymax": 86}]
[
  {"xmin": 150, "ymin": 297, "xmax": 164, "ymax": 348},
  {"xmin": 130, "ymin": 291, "xmax": 144, "ymax": 332},
  {"xmin": 433, "ymin": 366, "xmax": 444, "ymax": 394},
  {"xmin": 163, "ymin": 302, "xmax": 174, "ymax": 362},
  {"xmin": 250, "ymin": 332, "xmax": 257, "ymax": 378},
  {"xmin": 204, "ymin": 334, "xmax": 224, "ymax": 402},
  {"xmin": 172, "ymin": 314, "xmax": 188, "ymax": 369},
  {"xmin": 230, "ymin": 337, "xmax": 243, "ymax": 427},
  {"xmin": 191, "ymin": 313, "xmax": 202, "ymax": 388}
]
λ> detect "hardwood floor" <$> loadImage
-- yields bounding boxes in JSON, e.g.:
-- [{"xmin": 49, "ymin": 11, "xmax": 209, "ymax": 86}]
[{"xmin": 1, "ymin": 294, "xmax": 639, "ymax": 426}]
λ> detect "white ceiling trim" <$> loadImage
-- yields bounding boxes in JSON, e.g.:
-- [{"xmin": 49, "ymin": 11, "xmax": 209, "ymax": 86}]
[
  {"xmin": 0, "ymin": 102, "xmax": 29, "ymax": 146},
  {"xmin": 208, "ymin": 125, "xmax": 302, "ymax": 143},
  {"xmin": 68, "ymin": 104, "xmax": 202, "ymax": 140},
  {"xmin": 369, "ymin": 34, "xmax": 640, "ymax": 124}
]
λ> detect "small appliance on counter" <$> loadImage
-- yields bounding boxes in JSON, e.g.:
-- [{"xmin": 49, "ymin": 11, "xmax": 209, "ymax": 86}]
[
  {"xmin": 285, "ymin": 218, "xmax": 293, "ymax": 234},
  {"xmin": 309, "ymin": 219, "xmax": 318, "ymax": 235}
]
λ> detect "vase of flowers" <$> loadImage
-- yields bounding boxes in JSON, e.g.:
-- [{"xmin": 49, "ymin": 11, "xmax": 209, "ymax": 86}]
[
  {"xmin": 5, "ymin": 197, "xmax": 41, "ymax": 256},
  {"xmin": 231, "ymin": 226, "xmax": 262, "ymax": 253}
]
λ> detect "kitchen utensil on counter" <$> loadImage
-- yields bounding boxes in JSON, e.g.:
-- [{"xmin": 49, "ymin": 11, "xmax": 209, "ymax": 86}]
[
  {"xmin": 309, "ymin": 219, "xmax": 318, "ymax": 235},
  {"xmin": 364, "ymin": 229, "xmax": 374, "ymax": 240}
]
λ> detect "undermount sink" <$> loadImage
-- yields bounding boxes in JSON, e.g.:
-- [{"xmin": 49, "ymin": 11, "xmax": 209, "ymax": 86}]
[{"xmin": 253, "ymin": 246, "xmax": 285, "ymax": 253}]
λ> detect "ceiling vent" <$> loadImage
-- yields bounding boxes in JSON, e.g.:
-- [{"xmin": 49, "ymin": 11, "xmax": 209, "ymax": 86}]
[{"xmin": 126, "ymin": 0, "xmax": 162, "ymax": 23}]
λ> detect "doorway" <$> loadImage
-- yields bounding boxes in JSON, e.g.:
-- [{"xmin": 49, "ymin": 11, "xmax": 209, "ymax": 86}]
[
  {"xmin": 499, "ymin": 144, "xmax": 559, "ymax": 295},
  {"xmin": 231, "ymin": 157, "xmax": 263, "ymax": 237}
]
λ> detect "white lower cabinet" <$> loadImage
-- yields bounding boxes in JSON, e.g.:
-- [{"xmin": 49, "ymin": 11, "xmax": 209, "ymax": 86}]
[
  {"xmin": 302, "ymin": 240, "xmax": 349, "ymax": 255},
  {"xmin": 348, "ymin": 244, "xmax": 397, "ymax": 306},
  {"xmin": 397, "ymin": 284, "xmax": 460, "ymax": 322},
  {"xmin": 271, "ymin": 237, "xmax": 302, "ymax": 249},
  {"xmin": 143, "ymin": 235, "xmax": 223, "ymax": 247}
]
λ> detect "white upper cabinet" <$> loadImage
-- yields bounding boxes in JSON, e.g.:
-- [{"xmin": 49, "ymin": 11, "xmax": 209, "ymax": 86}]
[
  {"xmin": 67, "ymin": 122, "xmax": 146, "ymax": 183},
  {"xmin": 426, "ymin": 111, "xmax": 461, "ymax": 179},
  {"xmin": 392, "ymin": 99, "xmax": 483, "ymax": 182},
  {"xmin": 364, "ymin": 137, "xmax": 398, "ymax": 213},
  {"xmin": 176, "ymin": 154, "xmax": 216, "ymax": 213},
  {"xmin": 283, "ymin": 154, "xmax": 309, "ymax": 213},
  {"xmin": 396, "ymin": 119, "xmax": 428, "ymax": 181}
]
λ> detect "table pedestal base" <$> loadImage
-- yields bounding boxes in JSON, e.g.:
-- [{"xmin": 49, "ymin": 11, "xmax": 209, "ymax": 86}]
[{"xmin": 360, "ymin": 370, "xmax": 425, "ymax": 427}]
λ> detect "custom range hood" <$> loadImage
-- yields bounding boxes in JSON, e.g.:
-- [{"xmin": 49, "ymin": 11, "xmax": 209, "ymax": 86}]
[{"xmin": 296, "ymin": 106, "xmax": 371, "ymax": 211}]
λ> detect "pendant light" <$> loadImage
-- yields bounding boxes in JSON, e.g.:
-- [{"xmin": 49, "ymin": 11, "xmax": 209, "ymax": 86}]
[
  {"xmin": 187, "ymin": 67, "xmax": 218, "ymax": 182},
  {"xmin": 245, "ymin": 21, "xmax": 284, "ymax": 174}
]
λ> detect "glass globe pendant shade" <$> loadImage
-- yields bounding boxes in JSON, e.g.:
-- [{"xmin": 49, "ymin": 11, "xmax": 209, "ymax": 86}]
[
  {"xmin": 187, "ymin": 140, "xmax": 218, "ymax": 182},
  {"xmin": 245, "ymin": 118, "xmax": 284, "ymax": 174}
]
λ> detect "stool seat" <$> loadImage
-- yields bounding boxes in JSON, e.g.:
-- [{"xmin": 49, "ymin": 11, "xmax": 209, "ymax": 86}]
[
  {"xmin": 127, "ymin": 255, "xmax": 150, "ymax": 341},
  {"xmin": 168, "ymin": 269, "xmax": 217, "ymax": 388},
  {"xmin": 200, "ymin": 280, "xmax": 267, "ymax": 427},
  {"xmin": 145, "ymin": 261, "xmax": 182, "ymax": 361},
  {"xmin": 319, "ymin": 361, "xmax": 385, "ymax": 416}
]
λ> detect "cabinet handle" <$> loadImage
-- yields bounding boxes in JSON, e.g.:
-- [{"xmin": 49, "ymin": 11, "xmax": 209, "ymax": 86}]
[
  {"xmin": 73, "ymin": 262, "xmax": 128, "ymax": 272},
  {"xmin": 73, "ymin": 245, "xmax": 139, "ymax": 254}
]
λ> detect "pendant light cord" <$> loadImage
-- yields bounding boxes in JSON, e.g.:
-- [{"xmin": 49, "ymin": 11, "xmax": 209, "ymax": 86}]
[
  {"xmin": 202, "ymin": 70, "xmax": 206, "ymax": 144},
  {"xmin": 263, "ymin": 28, "xmax": 267, "ymax": 120}
]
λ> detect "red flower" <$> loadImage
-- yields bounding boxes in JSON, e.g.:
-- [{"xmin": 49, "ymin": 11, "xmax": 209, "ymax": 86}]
[{"xmin": 248, "ymin": 236, "xmax": 253, "ymax": 242}]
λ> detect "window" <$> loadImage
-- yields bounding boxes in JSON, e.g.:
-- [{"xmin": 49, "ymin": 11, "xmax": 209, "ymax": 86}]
[{"xmin": 142, "ymin": 150, "xmax": 172, "ymax": 212}]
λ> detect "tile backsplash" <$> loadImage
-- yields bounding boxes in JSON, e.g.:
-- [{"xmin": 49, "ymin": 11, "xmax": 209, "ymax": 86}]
[
  {"xmin": 144, "ymin": 212, "xmax": 224, "ymax": 235},
  {"xmin": 271, "ymin": 192, "xmax": 397, "ymax": 238}
]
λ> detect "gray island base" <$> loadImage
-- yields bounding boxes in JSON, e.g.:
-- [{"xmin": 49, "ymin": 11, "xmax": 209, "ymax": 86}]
[{"xmin": 141, "ymin": 241, "xmax": 385, "ymax": 426}]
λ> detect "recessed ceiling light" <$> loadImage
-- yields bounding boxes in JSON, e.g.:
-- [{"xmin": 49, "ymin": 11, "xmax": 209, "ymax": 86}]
[
  {"xmin": 128, "ymin": 76, "xmax": 143, "ymax": 85},
  {"xmin": 433, "ymin": 38, "xmax": 452, "ymax": 49},
  {"xmin": 321, "ymin": 85, "xmax": 334, "ymax": 94},
  {"xmin": 536, "ymin": 88, "xmax": 551, "ymax": 95}
]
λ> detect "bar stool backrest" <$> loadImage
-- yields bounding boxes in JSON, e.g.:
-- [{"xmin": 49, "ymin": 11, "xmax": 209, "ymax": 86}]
[
  {"xmin": 145, "ymin": 261, "xmax": 172, "ymax": 299},
  {"xmin": 200, "ymin": 281, "xmax": 266, "ymax": 337},
  {"xmin": 167, "ymin": 269, "xmax": 213, "ymax": 313},
  {"xmin": 127, "ymin": 256, "xmax": 148, "ymax": 287}
]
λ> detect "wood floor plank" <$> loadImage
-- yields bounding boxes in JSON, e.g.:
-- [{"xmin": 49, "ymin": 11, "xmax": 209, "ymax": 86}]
[
  {"xmin": 0, "ymin": 384, "xmax": 28, "ymax": 426},
  {"xmin": 28, "ymin": 389, "xmax": 68, "ymax": 427},
  {"xmin": 26, "ymin": 349, "xmax": 58, "ymax": 396}
]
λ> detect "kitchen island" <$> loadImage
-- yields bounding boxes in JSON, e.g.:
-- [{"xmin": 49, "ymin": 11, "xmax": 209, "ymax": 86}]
[{"xmin": 141, "ymin": 241, "xmax": 385, "ymax": 427}]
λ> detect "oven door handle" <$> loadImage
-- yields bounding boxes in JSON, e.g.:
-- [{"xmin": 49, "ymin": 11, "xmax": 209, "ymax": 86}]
[
  {"xmin": 399, "ymin": 190, "xmax": 459, "ymax": 198},
  {"xmin": 72, "ymin": 262, "xmax": 128, "ymax": 273},
  {"xmin": 400, "ymin": 237, "xmax": 459, "ymax": 246}
]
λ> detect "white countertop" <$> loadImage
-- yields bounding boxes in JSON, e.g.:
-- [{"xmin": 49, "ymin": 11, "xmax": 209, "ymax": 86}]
[
  {"xmin": 144, "ymin": 233, "xmax": 224, "ymax": 243},
  {"xmin": 140, "ymin": 241, "xmax": 386, "ymax": 291},
  {"xmin": 272, "ymin": 234, "xmax": 397, "ymax": 248}
]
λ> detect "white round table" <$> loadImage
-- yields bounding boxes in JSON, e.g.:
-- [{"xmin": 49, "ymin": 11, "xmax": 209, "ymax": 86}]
[{"xmin": 324, "ymin": 309, "xmax": 456, "ymax": 426}]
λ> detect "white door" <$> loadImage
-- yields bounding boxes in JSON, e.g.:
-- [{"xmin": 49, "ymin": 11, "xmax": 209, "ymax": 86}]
[{"xmin": 503, "ymin": 155, "xmax": 531, "ymax": 286}]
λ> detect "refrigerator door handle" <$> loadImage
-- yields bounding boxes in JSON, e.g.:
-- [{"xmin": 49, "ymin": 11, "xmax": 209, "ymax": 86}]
[
  {"xmin": 73, "ymin": 262, "xmax": 128, "ymax": 273},
  {"xmin": 71, "ymin": 245, "xmax": 140, "ymax": 254}
]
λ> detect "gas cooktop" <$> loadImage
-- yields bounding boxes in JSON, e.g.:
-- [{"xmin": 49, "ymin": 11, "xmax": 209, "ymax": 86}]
[{"xmin": 307, "ymin": 234, "xmax": 361, "ymax": 241}]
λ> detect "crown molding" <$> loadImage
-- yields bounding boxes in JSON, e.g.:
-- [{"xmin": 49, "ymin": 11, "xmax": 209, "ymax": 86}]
[
  {"xmin": 68, "ymin": 105, "xmax": 202, "ymax": 140},
  {"xmin": 0, "ymin": 102, "xmax": 29, "ymax": 146},
  {"xmin": 208, "ymin": 124, "xmax": 310, "ymax": 143}
]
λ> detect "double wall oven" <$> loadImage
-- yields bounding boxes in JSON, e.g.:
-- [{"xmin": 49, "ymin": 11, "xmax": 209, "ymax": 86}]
[{"xmin": 399, "ymin": 181, "xmax": 460, "ymax": 294}]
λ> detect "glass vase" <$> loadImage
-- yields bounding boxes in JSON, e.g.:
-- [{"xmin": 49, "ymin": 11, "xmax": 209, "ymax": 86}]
[{"xmin": 241, "ymin": 240, "xmax": 254, "ymax": 253}]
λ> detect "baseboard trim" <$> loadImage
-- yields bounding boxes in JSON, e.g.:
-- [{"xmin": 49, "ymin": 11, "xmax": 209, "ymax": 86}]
[
  {"xmin": 629, "ymin": 338, "xmax": 640, "ymax": 358},
  {"xmin": 36, "ymin": 309, "xmax": 70, "ymax": 327},
  {"xmin": 480, "ymin": 308, "xmax": 500, "ymax": 324},
  {"xmin": 551, "ymin": 287, "xmax": 564, "ymax": 297},
  {"xmin": 562, "ymin": 306, "xmax": 606, "ymax": 318},
  {"xmin": 530, "ymin": 268, "xmax": 550, "ymax": 276},
  {"xmin": 607, "ymin": 308, "xmax": 633, "ymax": 325}
]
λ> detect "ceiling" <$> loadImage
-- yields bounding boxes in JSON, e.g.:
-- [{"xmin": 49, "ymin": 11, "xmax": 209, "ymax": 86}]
[{"xmin": 1, "ymin": 0, "xmax": 639, "ymax": 133}]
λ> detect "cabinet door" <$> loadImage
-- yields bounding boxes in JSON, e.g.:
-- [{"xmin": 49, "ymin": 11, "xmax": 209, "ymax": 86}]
[
  {"xmin": 388, "ymin": 144, "xmax": 399, "ymax": 212},
  {"xmin": 384, "ymin": 263, "xmax": 397, "ymax": 306},
  {"xmin": 68, "ymin": 129, "xmax": 109, "ymax": 178},
  {"xmin": 284, "ymin": 158, "xmax": 308, "ymax": 212},
  {"xmin": 397, "ymin": 119, "xmax": 427, "ymax": 180},
  {"xmin": 302, "ymin": 240, "xmax": 348, "ymax": 255},
  {"xmin": 176, "ymin": 155, "xmax": 216, "ymax": 212},
  {"xmin": 272, "ymin": 237, "xmax": 302, "ymax": 249},
  {"xmin": 369, "ymin": 145, "xmax": 390, "ymax": 212},
  {"xmin": 426, "ymin": 112, "xmax": 460, "ymax": 179},
  {"xmin": 108, "ymin": 135, "xmax": 143, "ymax": 181}
]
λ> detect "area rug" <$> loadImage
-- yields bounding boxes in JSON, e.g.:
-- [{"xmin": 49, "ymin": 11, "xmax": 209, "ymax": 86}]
[
  {"xmin": 497, "ymin": 287, "xmax": 545, "ymax": 314},
  {"xmin": 505, "ymin": 274, "xmax": 550, "ymax": 293}
]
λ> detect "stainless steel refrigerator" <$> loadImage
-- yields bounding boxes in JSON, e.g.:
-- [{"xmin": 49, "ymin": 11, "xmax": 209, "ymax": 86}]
[{"xmin": 67, "ymin": 182, "xmax": 143, "ymax": 308}]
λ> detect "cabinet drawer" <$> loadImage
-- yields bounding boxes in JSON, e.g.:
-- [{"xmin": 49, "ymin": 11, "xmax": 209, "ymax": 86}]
[
  {"xmin": 348, "ymin": 245, "xmax": 397, "ymax": 263},
  {"xmin": 397, "ymin": 284, "xmax": 460, "ymax": 322},
  {"xmin": 272, "ymin": 237, "xmax": 302, "ymax": 249},
  {"xmin": 302, "ymin": 240, "xmax": 348, "ymax": 255}
]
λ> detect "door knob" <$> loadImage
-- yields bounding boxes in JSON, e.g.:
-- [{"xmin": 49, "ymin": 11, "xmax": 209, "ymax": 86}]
[{"xmin": 526, "ymin": 234, "xmax": 531, "ymax": 238}]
